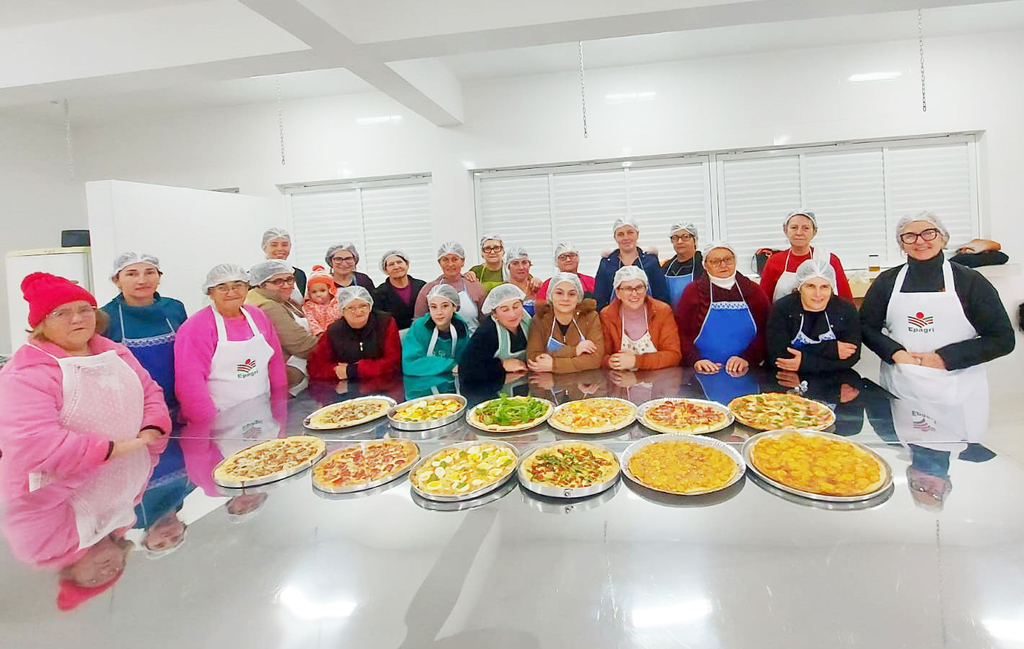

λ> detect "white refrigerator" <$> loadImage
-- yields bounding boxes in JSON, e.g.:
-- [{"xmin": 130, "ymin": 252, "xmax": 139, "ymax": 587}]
[{"xmin": 5, "ymin": 247, "xmax": 92, "ymax": 354}]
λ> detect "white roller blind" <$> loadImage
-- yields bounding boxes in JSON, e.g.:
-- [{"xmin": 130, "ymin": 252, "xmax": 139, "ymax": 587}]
[
  {"xmin": 289, "ymin": 189, "xmax": 362, "ymax": 279},
  {"xmin": 551, "ymin": 169, "xmax": 627, "ymax": 278},
  {"xmin": 626, "ymin": 164, "xmax": 713, "ymax": 262},
  {"xmin": 478, "ymin": 175, "xmax": 554, "ymax": 278}
]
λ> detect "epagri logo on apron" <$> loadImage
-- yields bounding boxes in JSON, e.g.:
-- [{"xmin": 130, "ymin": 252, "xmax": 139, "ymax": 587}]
[
  {"xmin": 236, "ymin": 358, "xmax": 259, "ymax": 379},
  {"xmin": 907, "ymin": 312, "xmax": 935, "ymax": 333}
]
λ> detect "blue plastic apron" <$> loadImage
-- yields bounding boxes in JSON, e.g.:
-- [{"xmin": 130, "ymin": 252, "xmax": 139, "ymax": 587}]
[
  {"xmin": 692, "ymin": 281, "xmax": 757, "ymax": 364},
  {"xmin": 696, "ymin": 370, "xmax": 759, "ymax": 405},
  {"xmin": 790, "ymin": 312, "xmax": 836, "ymax": 350},
  {"xmin": 664, "ymin": 258, "xmax": 696, "ymax": 310},
  {"xmin": 119, "ymin": 303, "xmax": 178, "ymax": 409}
]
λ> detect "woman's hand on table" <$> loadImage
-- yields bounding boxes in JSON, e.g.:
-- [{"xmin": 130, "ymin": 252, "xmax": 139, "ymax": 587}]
[
  {"xmin": 609, "ymin": 370, "xmax": 638, "ymax": 388},
  {"xmin": 776, "ymin": 370, "xmax": 802, "ymax": 389},
  {"xmin": 575, "ymin": 340, "xmax": 598, "ymax": 356},
  {"xmin": 774, "ymin": 348, "xmax": 801, "ymax": 372},
  {"xmin": 334, "ymin": 363, "xmax": 348, "ymax": 379},
  {"xmin": 725, "ymin": 356, "xmax": 749, "ymax": 375},
  {"xmin": 577, "ymin": 381, "xmax": 600, "ymax": 396},
  {"xmin": 837, "ymin": 342, "xmax": 858, "ymax": 360},
  {"xmin": 608, "ymin": 352, "xmax": 637, "ymax": 370},
  {"xmin": 694, "ymin": 359, "xmax": 721, "ymax": 374},
  {"xmin": 529, "ymin": 372, "xmax": 555, "ymax": 390},
  {"xmin": 502, "ymin": 358, "xmax": 528, "ymax": 373},
  {"xmin": 528, "ymin": 354, "xmax": 554, "ymax": 373}
]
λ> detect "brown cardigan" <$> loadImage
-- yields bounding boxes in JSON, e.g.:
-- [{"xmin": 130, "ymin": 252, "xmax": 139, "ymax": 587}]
[
  {"xmin": 599, "ymin": 297, "xmax": 682, "ymax": 370},
  {"xmin": 526, "ymin": 299, "xmax": 604, "ymax": 373}
]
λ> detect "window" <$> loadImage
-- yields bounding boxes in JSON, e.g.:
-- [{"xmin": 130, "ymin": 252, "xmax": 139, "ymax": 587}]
[{"xmin": 285, "ymin": 177, "xmax": 434, "ymax": 286}]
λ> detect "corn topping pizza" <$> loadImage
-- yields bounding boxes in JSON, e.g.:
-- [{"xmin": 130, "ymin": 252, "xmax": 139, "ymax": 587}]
[{"xmin": 749, "ymin": 431, "xmax": 887, "ymax": 497}]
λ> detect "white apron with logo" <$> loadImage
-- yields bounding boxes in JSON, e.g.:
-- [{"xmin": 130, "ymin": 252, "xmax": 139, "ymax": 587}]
[
  {"xmin": 29, "ymin": 346, "xmax": 152, "ymax": 549},
  {"xmin": 208, "ymin": 308, "xmax": 274, "ymax": 412}
]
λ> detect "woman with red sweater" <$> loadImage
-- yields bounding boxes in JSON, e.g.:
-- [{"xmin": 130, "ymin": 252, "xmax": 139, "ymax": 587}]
[
  {"xmin": 759, "ymin": 210, "xmax": 853, "ymax": 302},
  {"xmin": 307, "ymin": 286, "xmax": 402, "ymax": 381}
]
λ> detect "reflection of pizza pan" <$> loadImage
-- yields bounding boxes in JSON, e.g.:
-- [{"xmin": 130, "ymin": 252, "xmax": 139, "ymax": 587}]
[
  {"xmin": 728, "ymin": 394, "xmax": 836, "ymax": 432},
  {"xmin": 520, "ymin": 479, "xmax": 620, "ymax": 514},
  {"xmin": 408, "ymin": 440, "xmax": 519, "ymax": 502},
  {"xmin": 212, "ymin": 437, "xmax": 327, "ymax": 489},
  {"xmin": 637, "ymin": 398, "xmax": 735, "ymax": 435},
  {"xmin": 746, "ymin": 470, "xmax": 895, "ymax": 511},
  {"xmin": 388, "ymin": 393, "xmax": 467, "ymax": 431},
  {"xmin": 311, "ymin": 440, "xmax": 421, "ymax": 494},
  {"xmin": 466, "ymin": 397, "xmax": 554, "ymax": 434},
  {"xmin": 742, "ymin": 430, "xmax": 893, "ymax": 503},
  {"xmin": 304, "ymin": 395, "xmax": 398, "ymax": 431},
  {"xmin": 212, "ymin": 466, "xmax": 310, "ymax": 496},
  {"xmin": 621, "ymin": 434, "xmax": 746, "ymax": 496},
  {"xmin": 312, "ymin": 472, "xmax": 409, "ymax": 501},
  {"xmin": 623, "ymin": 471, "xmax": 745, "ymax": 508},
  {"xmin": 547, "ymin": 397, "xmax": 638, "ymax": 435},
  {"xmin": 517, "ymin": 441, "xmax": 621, "ymax": 499},
  {"xmin": 411, "ymin": 478, "xmax": 518, "ymax": 512}
]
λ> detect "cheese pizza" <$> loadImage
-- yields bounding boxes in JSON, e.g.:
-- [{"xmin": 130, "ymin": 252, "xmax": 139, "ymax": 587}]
[
  {"xmin": 213, "ymin": 436, "xmax": 326, "ymax": 487},
  {"xmin": 312, "ymin": 439, "xmax": 420, "ymax": 492},
  {"xmin": 548, "ymin": 398, "xmax": 637, "ymax": 434},
  {"xmin": 627, "ymin": 440, "xmax": 739, "ymax": 495},
  {"xmin": 640, "ymin": 399, "xmax": 732, "ymax": 434},
  {"xmin": 728, "ymin": 393, "xmax": 835, "ymax": 431},
  {"xmin": 520, "ymin": 442, "xmax": 619, "ymax": 490},
  {"xmin": 410, "ymin": 443, "xmax": 517, "ymax": 498},
  {"xmin": 749, "ymin": 431, "xmax": 888, "ymax": 497},
  {"xmin": 305, "ymin": 397, "xmax": 393, "ymax": 430}
]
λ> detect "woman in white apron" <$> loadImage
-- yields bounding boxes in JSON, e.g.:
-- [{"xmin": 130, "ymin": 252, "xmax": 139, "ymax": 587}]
[
  {"xmin": 526, "ymin": 272, "xmax": 604, "ymax": 374},
  {"xmin": 459, "ymin": 284, "xmax": 532, "ymax": 384},
  {"xmin": 245, "ymin": 260, "xmax": 319, "ymax": 390},
  {"xmin": 599, "ymin": 266, "xmax": 682, "ymax": 372},
  {"xmin": 174, "ymin": 264, "xmax": 289, "ymax": 425},
  {"xmin": 413, "ymin": 242, "xmax": 487, "ymax": 334},
  {"xmin": 0, "ymin": 273, "xmax": 171, "ymax": 573},
  {"xmin": 862, "ymin": 211, "xmax": 1015, "ymax": 412},
  {"xmin": 759, "ymin": 210, "xmax": 854, "ymax": 303},
  {"xmin": 261, "ymin": 227, "xmax": 306, "ymax": 305},
  {"xmin": 661, "ymin": 222, "xmax": 703, "ymax": 312}
]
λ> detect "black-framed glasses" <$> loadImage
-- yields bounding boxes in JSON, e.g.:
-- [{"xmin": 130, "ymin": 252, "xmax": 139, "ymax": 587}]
[
  {"xmin": 267, "ymin": 276, "xmax": 296, "ymax": 287},
  {"xmin": 482, "ymin": 245, "xmax": 504, "ymax": 253},
  {"xmin": 670, "ymin": 233, "xmax": 695, "ymax": 242},
  {"xmin": 900, "ymin": 228, "xmax": 942, "ymax": 244},
  {"xmin": 332, "ymin": 255, "xmax": 356, "ymax": 264}
]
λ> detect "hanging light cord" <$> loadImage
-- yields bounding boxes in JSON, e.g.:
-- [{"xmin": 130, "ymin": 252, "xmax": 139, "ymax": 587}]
[
  {"xmin": 578, "ymin": 41, "xmax": 588, "ymax": 139},
  {"xmin": 63, "ymin": 99, "xmax": 75, "ymax": 180},
  {"xmin": 277, "ymin": 77, "xmax": 286, "ymax": 165},
  {"xmin": 918, "ymin": 9, "xmax": 927, "ymax": 113}
]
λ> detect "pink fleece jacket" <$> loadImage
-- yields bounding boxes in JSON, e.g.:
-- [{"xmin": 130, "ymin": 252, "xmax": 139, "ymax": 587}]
[
  {"xmin": 0, "ymin": 335, "xmax": 170, "ymax": 503},
  {"xmin": 173, "ymin": 305, "xmax": 289, "ymax": 425}
]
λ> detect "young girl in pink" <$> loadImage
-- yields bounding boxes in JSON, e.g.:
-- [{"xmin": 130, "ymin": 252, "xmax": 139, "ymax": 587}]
[{"xmin": 302, "ymin": 266, "xmax": 341, "ymax": 335}]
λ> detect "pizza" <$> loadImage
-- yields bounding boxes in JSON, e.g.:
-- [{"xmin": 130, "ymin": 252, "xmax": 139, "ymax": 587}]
[
  {"xmin": 641, "ymin": 399, "xmax": 732, "ymax": 434},
  {"xmin": 213, "ymin": 436, "xmax": 326, "ymax": 487},
  {"xmin": 627, "ymin": 440, "xmax": 739, "ymax": 495},
  {"xmin": 520, "ymin": 442, "xmax": 619, "ymax": 490},
  {"xmin": 728, "ymin": 393, "xmax": 835, "ymax": 431},
  {"xmin": 306, "ymin": 398, "xmax": 392, "ymax": 430},
  {"xmin": 312, "ymin": 439, "xmax": 419, "ymax": 492},
  {"xmin": 468, "ymin": 395, "xmax": 553, "ymax": 432},
  {"xmin": 749, "ymin": 431, "xmax": 888, "ymax": 497},
  {"xmin": 391, "ymin": 396, "xmax": 463, "ymax": 423},
  {"xmin": 548, "ymin": 398, "xmax": 637, "ymax": 434},
  {"xmin": 410, "ymin": 443, "xmax": 517, "ymax": 498}
]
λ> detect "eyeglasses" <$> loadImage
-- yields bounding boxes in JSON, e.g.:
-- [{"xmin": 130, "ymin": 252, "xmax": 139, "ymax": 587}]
[
  {"xmin": 670, "ymin": 234, "xmax": 695, "ymax": 242},
  {"xmin": 267, "ymin": 276, "xmax": 296, "ymax": 287},
  {"xmin": 706, "ymin": 256, "xmax": 736, "ymax": 267},
  {"xmin": 212, "ymin": 282, "xmax": 249, "ymax": 294},
  {"xmin": 482, "ymin": 245, "xmax": 504, "ymax": 253},
  {"xmin": 47, "ymin": 306, "xmax": 97, "ymax": 322},
  {"xmin": 557, "ymin": 253, "xmax": 579, "ymax": 261},
  {"xmin": 344, "ymin": 303, "xmax": 371, "ymax": 313},
  {"xmin": 899, "ymin": 228, "xmax": 942, "ymax": 244},
  {"xmin": 616, "ymin": 284, "xmax": 647, "ymax": 295},
  {"xmin": 332, "ymin": 255, "xmax": 356, "ymax": 264}
]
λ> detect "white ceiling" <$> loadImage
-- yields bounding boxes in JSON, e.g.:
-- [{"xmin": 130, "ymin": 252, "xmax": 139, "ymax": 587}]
[{"xmin": 0, "ymin": 0, "xmax": 1021, "ymax": 126}]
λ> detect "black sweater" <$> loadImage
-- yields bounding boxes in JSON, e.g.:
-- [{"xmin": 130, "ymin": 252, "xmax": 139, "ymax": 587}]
[
  {"xmin": 860, "ymin": 254, "xmax": 1015, "ymax": 370},
  {"xmin": 662, "ymin": 251, "xmax": 705, "ymax": 279},
  {"xmin": 460, "ymin": 316, "xmax": 528, "ymax": 384},
  {"xmin": 767, "ymin": 293, "xmax": 861, "ymax": 373},
  {"xmin": 374, "ymin": 276, "xmax": 426, "ymax": 330}
]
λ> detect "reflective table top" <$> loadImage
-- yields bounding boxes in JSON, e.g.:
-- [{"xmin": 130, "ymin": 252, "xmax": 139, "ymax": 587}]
[{"xmin": 3, "ymin": 367, "xmax": 1022, "ymax": 648}]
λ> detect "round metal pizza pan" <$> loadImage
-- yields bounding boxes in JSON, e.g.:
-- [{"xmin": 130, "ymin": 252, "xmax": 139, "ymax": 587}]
[
  {"xmin": 212, "ymin": 466, "xmax": 311, "ymax": 497},
  {"xmin": 388, "ymin": 393, "xmax": 468, "ymax": 431},
  {"xmin": 517, "ymin": 441, "xmax": 621, "ymax": 499},
  {"xmin": 408, "ymin": 439, "xmax": 520, "ymax": 502},
  {"xmin": 411, "ymin": 478, "xmax": 518, "ymax": 512},
  {"xmin": 547, "ymin": 397, "xmax": 638, "ymax": 435},
  {"xmin": 466, "ymin": 396, "xmax": 554, "ymax": 434},
  {"xmin": 312, "ymin": 470, "xmax": 411, "ymax": 501},
  {"xmin": 310, "ymin": 440, "xmax": 421, "ymax": 494},
  {"xmin": 621, "ymin": 433, "xmax": 746, "ymax": 496},
  {"xmin": 211, "ymin": 439, "xmax": 327, "ymax": 490},
  {"xmin": 728, "ymin": 393, "xmax": 836, "ymax": 432},
  {"xmin": 303, "ymin": 395, "xmax": 397, "ymax": 431},
  {"xmin": 520, "ymin": 480, "xmax": 620, "ymax": 514},
  {"xmin": 746, "ymin": 470, "xmax": 895, "ymax": 511},
  {"xmin": 636, "ymin": 398, "xmax": 735, "ymax": 435},
  {"xmin": 742, "ymin": 429, "xmax": 893, "ymax": 503}
]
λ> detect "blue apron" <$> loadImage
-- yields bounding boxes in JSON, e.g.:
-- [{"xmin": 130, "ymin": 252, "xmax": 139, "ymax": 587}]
[
  {"xmin": 692, "ymin": 281, "xmax": 757, "ymax": 364},
  {"xmin": 790, "ymin": 312, "xmax": 836, "ymax": 350},
  {"xmin": 664, "ymin": 259, "xmax": 696, "ymax": 310},
  {"xmin": 119, "ymin": 304, "xmax": 178, "ymax": 410},
  {"xmin": 547, "ymin": 317, "xmax": 584, "ymax": 354},
  {"xmin": 696, "ymin": 370, "xmax": 759, "ymax": 405}
]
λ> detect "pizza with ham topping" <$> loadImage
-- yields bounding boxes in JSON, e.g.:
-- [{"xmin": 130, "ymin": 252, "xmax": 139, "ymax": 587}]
[
  {"xmin": 641, "ymin": 399, "xmax": 732, "ymax": 434},
  {"xmin": 548, "ymin": 398, "xmax": 637, "ymax": 434},
  {"xmin": 312, "ymin": 439, "xmax": 420, "ymax": 492},
  {"xmin": 213, "ymin": 436, "xmax": 326, "ymax": 487}
]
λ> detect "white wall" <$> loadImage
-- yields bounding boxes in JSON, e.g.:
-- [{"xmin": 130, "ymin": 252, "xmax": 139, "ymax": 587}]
[{"xmin": 0, "ymin": 116, "xmax": 87, "ymax": 354}]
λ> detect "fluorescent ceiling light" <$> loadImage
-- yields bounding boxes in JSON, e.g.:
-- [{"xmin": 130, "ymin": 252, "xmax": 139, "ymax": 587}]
[
  {"xmin": 984, "ymin": 617, "xmax": 1024, "ymax": 643},
  {"xmin": 848, "ymin": 71, "xmax": 903, "ymax": 82},
  {"xmin": 356, "ymin": 115, "xmax": 402, "ymax": 127},
  {"xmin": 631, "ymin": 599, "xmax": 712, "ymax": 628},
  {"xmin": 279, "ymin": 586, "xmax": 356, "ymax": 620}
]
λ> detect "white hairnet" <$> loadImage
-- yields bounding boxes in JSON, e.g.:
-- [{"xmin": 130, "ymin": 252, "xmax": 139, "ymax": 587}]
[
  {"xmin": 249, "ymin": 260, "xmax": 293, "ymax": 286},
  {"xmin": 669, "ymin": 222, "xmax": 698, "ymax": 239},
  {"xmin": 325, "ymin": 243, "xmax": 359, "ymax": 266},
  {"xmin": 612, "ymin": 217, "xmax": 640, "ymax": 235},
  {"xmin": 896, "ymin": 211, "xmax": 950, "ymax": 247},
  {"xmin": 261, "ymin": 228, "xmax": 291, "ymax": 249},
  {"xmin": 426, "ymin": 283, "xmax": 461, "ymax": 309},
  {"xmin": 479, "ymin": 234, "xmax": 503, "ymax": 248},
  {"xmin": 553, "ymin": 242, "xmax": 578, "ymax": 263},
  {"xmin": 794, "ymin": 258, "xmax": 837, "ymax": 293},
  {"xmin": 482, "ymin": 283, "xmax": 525, "ymax": 315},
  {"xmin": 380, "ymin": 249, "xmax": 409, "ymax": 272},
  {"xmin": 613, "ymin": 265, "xmax": 649, "ymax": 290},
  {"xmin": 337, "ymin": 285, "xmax": 374, "ymax": 311},
  {"xmin": 784, "ymin": 210, "xmax": 818, "ymax": 230},
  {"xmin": 503, "ymin": 246, "xmax": 531, "ymax": 277},
  {"xmin": 111, "ymin": 252, "xmax": 160, "ymax": 280},
  {"xmin": 548, "ymin": 272, "xmax": 584, "ymax": 304},
  {"xmin": 202, "ymin": 263, "xmax": 249, "ymax": 294},
  {"xmin": 701, "ymin": 241, "xmax": 737, "ymax": 260},
  {"xmin": 437, "ymin": 241, "xmax": 466, "ymax": 259}
]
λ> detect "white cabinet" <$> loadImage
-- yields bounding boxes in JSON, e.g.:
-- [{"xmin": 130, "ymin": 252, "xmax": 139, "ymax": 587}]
[{"xmin": 5, "ymin": 247, "xmax": 92, "ymax": 353}]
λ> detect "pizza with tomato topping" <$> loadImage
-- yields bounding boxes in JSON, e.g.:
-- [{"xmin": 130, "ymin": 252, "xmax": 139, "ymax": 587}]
[
  {"xmin": 640, "ymin": 399, "xmax": 732, "ymax": 434},
  {"xmin": 520, "ymin": 442, "xmax": 619, "ymax": 489},
  {"xmin": 548, "ymin": 398, "xmax": 637, "ymax": 434},
  {"xmin": 213, "ymin": 436, "xmax": 326, "ymax": 487},
  {"xmin": 728, "ymin": 393, "xmax": 835, "ymax": 431},
  {"xmin": 312, "ymin": 439, "xmax": 420, "ymax": 492}
]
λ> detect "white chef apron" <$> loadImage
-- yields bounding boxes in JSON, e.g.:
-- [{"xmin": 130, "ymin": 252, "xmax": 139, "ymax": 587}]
[
  {"xmin": 772, "ymin": 247, "xmax": 830, "ymax": 302},
  {"xmin": 208, "ymin": 308, "xmax": 274, "ymax": 412}
]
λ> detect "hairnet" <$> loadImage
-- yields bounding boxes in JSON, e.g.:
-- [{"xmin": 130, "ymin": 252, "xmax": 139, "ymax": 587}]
[
  {"xmin": 613, "ymin": 265, "xmax": 649, "ymax": 290},
  {"xmin": 548, "ymin": 272, "xmax": 584, "ymax": 304},
  {"xmin": 896, "ymin": 211, "xmax": 950, "ymax": 247},
  {"xmin": 669, "ymin": 222, "xmax": 698, "ymax": 239},
  {"xmin": 337, "ymin": 286, "xmax": 374, "ymax": 311},
  {"xmin": 794, "ymin": 258, "xmax": 837, "ymax": 293},
  {"xmin": 202, "ymin": 264, "xmax": 249, "ymax": 294},
  {"xmin": 481, "ymin": 283, "xmax": 525, "ymax": 315},
  {"xmin": 249, "ymin": 260, "xmax": 293, "ymax": 286},
  {"xmin": 325, "ymin": 242, "xmax": 359, "ymax": 266},
  {"xmin": 784, "ymin": 210, "xmax": 818, "ymax": 230},
  {"xmin": 612, "ymin": 217, "xmax": 640, "ymax": 235},
  {"xmin": 437, "ymin": 241, "xmax": 466, "ymax": 259},
  {"xmin": 426, "ymin": 283, "xmax": 461, "ymax": 309},
  {"xmin": 261, "ymin": 228, "xmax": 291, "ymax": 249},
  {"xmin": 380, "ymin": 249, "xmax": 409, "ymax": 272},
  {"xmin": 479, "ymin": 234, "xmax": 504, "ymax": 248},
  {"xmin": 553, "ymin": 242, "xmax": 579, "ymax": 263},
  {"xmin": 111, "ymin": 252, "xmax": 160, "ymax": 280},
  {"xmin": 502, "ymin": 246, "xmax": 531, "ymax": 281},
  {"xmin": 701, "ymin": 241, "xmax": 737, "ymax": 260}
]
